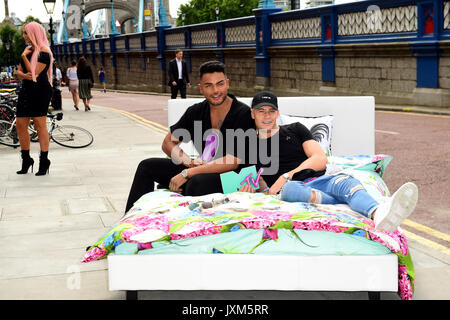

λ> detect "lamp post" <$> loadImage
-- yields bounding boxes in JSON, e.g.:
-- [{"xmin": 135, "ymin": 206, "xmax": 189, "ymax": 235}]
[
  {"xmin": 182, "ymin": 13, "xmax": 185, "ymax": 26},
  {"xmin": 43, "ymin": 0, "xmax": 56, "ymax": 80},
  {"xmin": 43, "ymin": 0, "xmax": 56, "ymax": 51},
  {"xmin": 215, "ymin": 6, "xmax": 219, "ymax": 21},
  {"xmin": 43, "ymin": 0, "xmax": 59, "ymax": 110}
]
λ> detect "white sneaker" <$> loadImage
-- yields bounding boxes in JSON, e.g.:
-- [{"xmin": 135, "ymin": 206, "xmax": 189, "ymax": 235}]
[{"xmin": 374, "ymin": 182, "xmax": 418, "ymax": 232}]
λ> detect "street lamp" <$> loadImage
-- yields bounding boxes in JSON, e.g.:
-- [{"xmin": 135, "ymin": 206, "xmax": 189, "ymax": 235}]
[
  {"xmin": 215, "ymin": 6, "xmax": 219, "ymax": 21},
  {"xmin": 43, "ymin": 0, "xmax": 56, "ymax": 15},
  {"xmin": 43, "ymin": 0, "xmax": 56, "ymax": 51},
  {"xmin": 43, "ymin": 0, "xmax": 57, "ymax": 88},
  {"xmin": 182, "ymin": 13, "xmax": 185, "ymax": 26}
]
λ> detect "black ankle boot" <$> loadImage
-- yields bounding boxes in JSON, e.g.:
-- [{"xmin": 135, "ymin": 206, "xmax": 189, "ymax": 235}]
[
  {"xmin": 17, "ymin": 150, "xmax": 34, "ymax": 174},
  {"xmin": 35, "ymin": 152, "xmax": 51, "ymax": 176}
]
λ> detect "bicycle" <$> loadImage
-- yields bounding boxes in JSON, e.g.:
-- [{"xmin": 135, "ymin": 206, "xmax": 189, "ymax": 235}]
[
  {"xmin": 0, "ymin": 117, "xmax": 19, "ymax": 147},
  {"xmin": 0, "ymin": 112, "xmax": 94, "ymax": 149},
  {"xmin": 0, "ymin": 104, "xmax": 15, "ymax": 122}
]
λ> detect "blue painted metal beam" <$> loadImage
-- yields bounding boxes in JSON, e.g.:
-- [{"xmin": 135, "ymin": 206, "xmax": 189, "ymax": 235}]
[
  {"xmin": 138, "ymin": 0, "xmax": 144, "ymax": 33},
  {"xmin": 110, "ymin": 0, "xmax": 120, "ymax": 35},
  {"xmin": 57, "ymin": 0, "xmax": 70, "ymax": 43}
]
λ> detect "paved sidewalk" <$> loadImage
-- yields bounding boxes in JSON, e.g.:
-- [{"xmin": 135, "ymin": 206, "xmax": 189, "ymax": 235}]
[
  {"xmin": 0, "ymin": 98, "xmax": 448, "ymax": 300},
  {"xmin": 0, "ymin": 99, "xmax": 167, "ymax": 299}
]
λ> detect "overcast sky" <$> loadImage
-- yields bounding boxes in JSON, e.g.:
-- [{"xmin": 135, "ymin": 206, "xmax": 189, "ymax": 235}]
[{"xmin": 0, "ymin": 0, "xmax": 358, "ymax": 23}]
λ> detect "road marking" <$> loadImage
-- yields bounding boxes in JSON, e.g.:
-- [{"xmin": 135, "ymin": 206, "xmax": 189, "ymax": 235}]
[
  {"xmin": 377, "ymin": 110, "xmax": 450, "ymax": 118},
  {"xmin": 375, "ymin": 129, "xmax": 399, "ymax": 135},
  {"xmin": 124, "ymin": 113, "xmax": 168, "ymax": 134},
  {"xmin": 402, "ymin": 229, "xmax": 450, "ymax": 256},
  {"xmin": 90, "ymin": 104, "xmax": 169, "ymax": 134},
  {"xmin": 402, "ymin": 106, "xmax": 418, "ymax": 112},
  {"xmin": 119, "ymin": 109, "xmax": 169, "ymax": 131},
  {"xmin": 403, "ymin": 219, "xmax": 450, "ymax": 243}
]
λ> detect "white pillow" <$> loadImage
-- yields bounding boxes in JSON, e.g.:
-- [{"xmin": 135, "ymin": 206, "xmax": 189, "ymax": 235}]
[
  {"xmin": 179, "ymin": 141, "xmax": 200, "ymax": 158},
  {"xmin": 278, "ymin": 114, "xmax": 334, "ymax": 156}
]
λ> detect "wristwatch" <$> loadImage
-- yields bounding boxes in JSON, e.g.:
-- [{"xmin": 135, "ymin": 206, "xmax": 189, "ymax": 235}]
[
  {"xmin": 282, "ymin": 173, "xmax": 290, "ymax": 181},
  {"xmin": 181, "ymin": 169, "xmax": 189, "ymax": 179}
]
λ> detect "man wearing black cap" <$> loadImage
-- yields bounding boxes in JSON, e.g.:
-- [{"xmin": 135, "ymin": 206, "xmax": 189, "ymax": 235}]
[
  {"xmin": 242, "ymin": 91, "xmax": 327, "ymax": 195},
  {"xmin": 241, "ymin": 91, "xmax": 418, "ymax": 232}
]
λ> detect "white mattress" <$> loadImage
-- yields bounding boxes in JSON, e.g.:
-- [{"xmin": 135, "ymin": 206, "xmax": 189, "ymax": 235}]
[{"xmin": 108, "ymin": 254, "xmax": 398, "ymax": 292}]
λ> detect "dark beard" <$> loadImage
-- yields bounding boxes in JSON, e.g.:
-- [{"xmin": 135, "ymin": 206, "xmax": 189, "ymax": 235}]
[{"xmin": 207, "ymin": 94, "xmax": 227, "ymax": 107}]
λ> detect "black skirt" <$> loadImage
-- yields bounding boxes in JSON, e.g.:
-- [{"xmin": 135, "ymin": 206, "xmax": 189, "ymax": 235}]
[{"xmin": 16, "ymin": 80, "xmax": 52, "ymax": 117}]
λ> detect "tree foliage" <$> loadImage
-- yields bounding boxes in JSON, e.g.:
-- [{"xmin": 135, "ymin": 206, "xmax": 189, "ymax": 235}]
[
  {"xmin": 176, "ymin": 0, "xmax": 259, "ymax": 26},
  {"xmin": 0, "ymin": 15, "xmax": 42, "ymax": 66},
  {"xmin": 23, "ymin": 15, "xmax": 42, "ymax": 25},
  {"xmin": 0, "ymin": 23, "xmax": 21, "ymax": 66}
]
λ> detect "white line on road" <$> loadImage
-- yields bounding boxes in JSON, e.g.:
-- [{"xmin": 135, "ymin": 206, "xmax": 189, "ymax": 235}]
[{"xmin": 375, "ymin": 129, "xmax": 399, "ymax": 135}]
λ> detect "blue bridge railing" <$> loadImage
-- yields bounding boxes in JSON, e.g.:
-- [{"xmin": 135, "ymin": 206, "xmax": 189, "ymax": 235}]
[{"xmin": 55, "ymin": 0, "xmax": 450, "ymax": 89}]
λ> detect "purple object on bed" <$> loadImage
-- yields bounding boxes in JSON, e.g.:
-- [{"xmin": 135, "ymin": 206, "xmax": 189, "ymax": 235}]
[{"xmin": 201, "ymin": 134, "xmax": 218, "ymax": 162}]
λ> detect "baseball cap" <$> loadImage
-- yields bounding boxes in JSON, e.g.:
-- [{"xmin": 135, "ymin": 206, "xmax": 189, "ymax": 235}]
[{"xmin": 251, "ymin": 91, "xmax": 278, "ymax": 110}]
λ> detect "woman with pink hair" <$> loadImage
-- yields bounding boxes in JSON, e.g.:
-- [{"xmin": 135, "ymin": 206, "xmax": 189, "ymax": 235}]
[{"xmin": 16, "ymin": 21, "xmax": 53, "ymax": 176}]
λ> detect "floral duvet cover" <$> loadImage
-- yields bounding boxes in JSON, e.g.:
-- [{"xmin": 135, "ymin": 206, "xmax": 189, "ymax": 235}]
[{"xmin": 82, "ymin": 155, "xmax": 415, "ymax": 300}]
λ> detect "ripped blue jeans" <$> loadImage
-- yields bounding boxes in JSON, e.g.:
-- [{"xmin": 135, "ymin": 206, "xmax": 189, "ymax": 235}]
[{"xmin": 280, "ymin": 174, "xmax": 379, "ymax": 218}]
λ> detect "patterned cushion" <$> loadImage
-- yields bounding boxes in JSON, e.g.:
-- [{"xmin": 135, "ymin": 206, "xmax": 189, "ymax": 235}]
[{"xmin": 278, "ymin": 114, "xmax": 334, "ymax": 156}]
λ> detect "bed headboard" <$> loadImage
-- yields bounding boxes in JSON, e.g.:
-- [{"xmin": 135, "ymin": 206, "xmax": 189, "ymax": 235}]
[{"xmin": 168, "ymin": 96, "xmax": 375, "ymax": 156}]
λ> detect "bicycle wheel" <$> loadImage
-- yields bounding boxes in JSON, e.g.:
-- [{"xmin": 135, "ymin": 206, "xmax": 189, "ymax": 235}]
[
  {"xmin": 28, "ymin": 116, "xmax": 51, "ymax": 142},
  {"xmin": 0, "ymin": 104, "xmax": 15, "ymax": 122},
  {"xmin": 51, "ymin": 125, "xmax": 93, "ymax": 148},
  {"xmin": 28, "ymin": 122, "xmax": 39, "ymax": 142},
  {"xmin": 0, "ymin": 120, "xmax": 20, "ymax": 147}
]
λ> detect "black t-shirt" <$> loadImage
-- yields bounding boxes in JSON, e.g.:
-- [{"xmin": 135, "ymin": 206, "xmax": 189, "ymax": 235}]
[
  {"xmin": 254, "ymin": 122, "xmax": 314, "ymax": 187},
  {"xmin": 170, "ymin": 94, "xmax": 255, "ymax": 161}
]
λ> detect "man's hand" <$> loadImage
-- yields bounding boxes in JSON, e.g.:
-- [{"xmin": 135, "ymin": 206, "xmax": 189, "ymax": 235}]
[
  {"xmin": 172, "ymin": 81, "xmax": 177, "ymax": 86},
  {"xmin": 239, "ymin": 176, "xmax": 268, "ymax": 193},
  {"xmin": 169, "ymin": 173, "xmax": 187, "ymax": 193},
  {"xmin": 191, "ymin": 157, "xmax": 205, "ymax": 167},
  {"xmin": 239, "ymin": 184, "xmax": 255, "ymax": 193},
  {"xmin": 268, "ymin": 176, "xmax": 288, "ymax": 195}
]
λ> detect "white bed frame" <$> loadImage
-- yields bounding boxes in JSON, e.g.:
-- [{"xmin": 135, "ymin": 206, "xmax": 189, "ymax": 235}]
[{"xmin": 108, "ymin": 96, "xmax": 398, "ymax": 300}]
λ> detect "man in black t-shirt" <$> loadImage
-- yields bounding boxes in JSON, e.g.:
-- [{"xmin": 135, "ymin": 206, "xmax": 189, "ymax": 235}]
[
  {"xmin": 239, "ymin": 91, "xmax": 327, "ymax": 195},
  {"xmin": 124, "ymin": 61, "xmax": 255, "ymax": 213}
]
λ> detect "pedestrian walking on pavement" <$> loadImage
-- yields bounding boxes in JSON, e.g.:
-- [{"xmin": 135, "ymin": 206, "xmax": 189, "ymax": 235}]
[
  {"xmin": 98, "ymin": 67, "xmax": 106, "ymax": 93},
  {"xmin": 66, "ymin": 60, "xmax": 80, "ymax": 111},
  {"xmin": 168, "ymin": 49, "xmax": 190, "ymax": 99},
  {"xmin": 15, "ymin": 22, "xmax": 53, "ymax": 176},
  {"xmin": 77, "ymin": 57, "xmax": 94, "ymax": 111}
]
